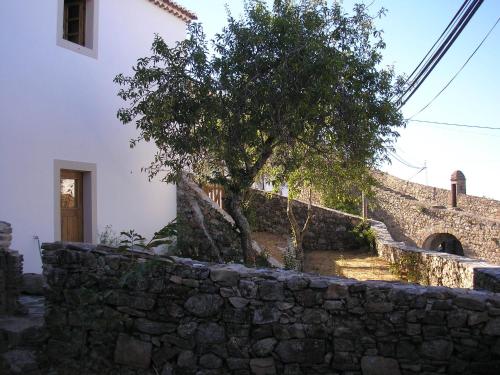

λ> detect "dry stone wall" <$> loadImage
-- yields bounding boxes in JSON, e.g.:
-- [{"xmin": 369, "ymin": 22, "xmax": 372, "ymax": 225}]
[
  {"xmin": 42, "ymin": 242, "xmax": 500, "ymax": 375},
  {"xmin": 371, "ymin": 221, "xmax": 500, "ymax": 292},
  {"xmin": 371, "ymin": 175, "xmax": 499, "ymax": 265},
  {"xmin": 247, "ymin": 191, "xmax": 366, "ymax": 251},
  {"xmin": 0, "ymin": 222, "xmax": 23, "ymax": 315},
  {"xmin": 374, "ymin": 172, "xmax": 500, "ymax": 221},
  {"xmin": 177, "ymin": 176, "xmax": 243, "ymax": 263}
]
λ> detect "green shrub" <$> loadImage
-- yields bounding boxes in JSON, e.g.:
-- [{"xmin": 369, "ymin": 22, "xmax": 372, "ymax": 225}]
[{"xmin": 351, "ymin": 220, "xmax": 376, "ymax": 251}]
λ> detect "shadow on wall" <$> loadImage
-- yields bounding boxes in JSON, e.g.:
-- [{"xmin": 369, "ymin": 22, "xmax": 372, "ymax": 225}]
[
  {"xmin": 369, "ymin": 207, "xmax": 417, "ymax": 246},
  {"xmin": 422, "ymin": 233, "xmax": 465, "ymax": 256}
]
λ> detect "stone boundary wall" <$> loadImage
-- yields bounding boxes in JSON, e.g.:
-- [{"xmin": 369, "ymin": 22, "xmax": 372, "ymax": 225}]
[
  {"xmin": 248, "ymin": 190, "xmax": 366, "ymax": 251},
  {"xmin": 0, "ymin": 221, "xmax": 23, "ymax": 315},
  {"xmin": 371, "ymin": 179, "xmax": 499, "ymax": 265},
  {"xmin": 374, "ymin": 171, "xmax": 500, "ymax": 221},
  {"xmin": 370, "ymin": 220, "xmax": 500, "ymax": 292},
  {"xmin": 42, "ymin": 242, "xmax": 500, "ymax": 375},
  {"xmin": 177, "ymin": 176, "xmax": 243, "ymax": 263}
]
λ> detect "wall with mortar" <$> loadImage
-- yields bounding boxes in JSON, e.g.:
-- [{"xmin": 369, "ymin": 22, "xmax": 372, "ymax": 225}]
[
  {"xmin": 371, "ymin": 174, "xmax": 499, "ymax": 265},
  {"xmin": 371, "ymin": 220, "xmax": 500, "ymax": 293},
  {"xmin": 247, "ymin": 190, "xmax": 366, "ymax": 252},
  {"xmin": 177, "ymin": 176, "xmax": 243, "ymax": 263},
  {"xmin": 0, "ymin": 222, "xmax": 23, "ymax": 315},
  {"xmin": 176, "ymin": 179, "xmax": 368, "ymax": 259},
  {"xmin": 374, "ymin": 172, "xmax": 500, "ymax": 221},
  {"xmin": 42, "ymin": 242, "xmax": 500, "ymax": 375}
]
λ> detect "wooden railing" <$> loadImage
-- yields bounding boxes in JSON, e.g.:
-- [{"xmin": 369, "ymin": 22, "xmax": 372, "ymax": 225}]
[{"xmin": 202, "ymin": 184, "xmax": 224, "ymax": 209}]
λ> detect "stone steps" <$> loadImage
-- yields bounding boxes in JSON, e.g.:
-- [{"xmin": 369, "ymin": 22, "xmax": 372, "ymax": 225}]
[{"xmin": 0, "ymin": 295, "xmax": 47, "ymax": 374}]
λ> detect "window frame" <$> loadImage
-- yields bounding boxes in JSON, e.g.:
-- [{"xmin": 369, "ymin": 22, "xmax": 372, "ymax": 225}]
[{"xmin": 56, "ymin": 0, "xmax": 99, "ymax": 59}]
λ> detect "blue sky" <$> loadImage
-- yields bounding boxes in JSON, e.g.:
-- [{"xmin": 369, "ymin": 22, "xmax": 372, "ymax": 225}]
[{"xmin": 179, "ymin": 0, "xmax": 500, "ymax": 199}]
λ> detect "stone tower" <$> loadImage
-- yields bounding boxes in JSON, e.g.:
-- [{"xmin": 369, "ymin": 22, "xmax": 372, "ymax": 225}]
[{"xmin": 450, "ymin": 170, "xmax": 466, "ymax": 207}]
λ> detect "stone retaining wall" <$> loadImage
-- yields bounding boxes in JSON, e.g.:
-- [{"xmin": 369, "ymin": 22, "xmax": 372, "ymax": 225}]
[
  {"xmin": 0, "ymin": 222, "xmax": 23, "ymax": 315},
  {"xmin": 374, "ymin": 172, "xmax": 500, "ymax": 221},
  {"xmin": 42, "ymin": 242, "xmax": 500, "ymax": 375},
  {"xmin": 247, "ymin": 190, "xmax": 366, "ymax": 251},
  {"xmin": 371, "ymin": 220, "xmax": 500, "ymax": 292},
  {"xmin": 371, "ymin": 177, "xmax": 500, "ymax": 265},
  {"xmin": 177, "ymin": 176, "xmax": 243, "ymax": 263}
]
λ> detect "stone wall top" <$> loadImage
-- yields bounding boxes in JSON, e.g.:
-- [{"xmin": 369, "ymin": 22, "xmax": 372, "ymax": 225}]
[
  {"xmin": 374, "ymin": 171, "xmax": 500, "ymax": 221},
  {"xmin": 0, "ymin": 221, "xmax": 12, "ymax": 250}
]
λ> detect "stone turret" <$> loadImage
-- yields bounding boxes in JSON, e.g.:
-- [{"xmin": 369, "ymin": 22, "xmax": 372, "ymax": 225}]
[
  {"xmin": 451, "ymin": 170, "xmax": 466, "ymax": 194},
  {"xmin": 450, "ymin": 170, "xmax": 466, "ymax": 207}
]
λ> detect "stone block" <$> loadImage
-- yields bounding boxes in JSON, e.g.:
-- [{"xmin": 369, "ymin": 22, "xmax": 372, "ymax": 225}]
[
  {"xmin": 250, "ymin": 357, "xmax": 276, "ymax": 375},
  {"xmin": 114, "ymin": 333, "xmax": 152, "ymax": 369},
  {"xmin": 210, "ymin": 267, "xmax": 240, "ymax": 286},
  {"xmin": 184, "ymin": 293, "xmax": 223, "ymax": 317},
  {"xmin": 360, "ymin": 356, "xmax": 401, "ymax": 375}
]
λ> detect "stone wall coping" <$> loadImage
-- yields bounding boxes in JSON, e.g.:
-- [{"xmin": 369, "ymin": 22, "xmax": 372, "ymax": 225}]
[
  {"xmin": 252, "ymin": 188, "xmax": 364, "ymax": 221},
  {"xmin": 42, "ymin": 242, "xmax": 500, "ymax": 301}
]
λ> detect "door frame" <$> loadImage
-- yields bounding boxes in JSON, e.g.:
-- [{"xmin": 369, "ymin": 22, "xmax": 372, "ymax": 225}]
[{"xmin": 54, "ymin": 159, "xmax": 97, "ymax": 243}]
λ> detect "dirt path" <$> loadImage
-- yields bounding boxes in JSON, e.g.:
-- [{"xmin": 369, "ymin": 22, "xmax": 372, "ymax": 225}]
[{"xmin": 253, "ymin": 231, "xmax": 399, "ymax": 281}]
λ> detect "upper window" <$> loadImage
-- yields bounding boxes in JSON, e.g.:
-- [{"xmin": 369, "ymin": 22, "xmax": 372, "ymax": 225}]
[
  {"xmin": 63, "ymin": 0, "xmax": 86, "ymax": 46},
  {"xmin": 57, "ymin": 0, "xmax": 99, "ymax": 58}
]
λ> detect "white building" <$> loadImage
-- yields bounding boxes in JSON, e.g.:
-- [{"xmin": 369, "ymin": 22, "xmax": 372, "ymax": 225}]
[{"xmin": 0, "ymin": 0, "xmax": 196, "ymax": 273}]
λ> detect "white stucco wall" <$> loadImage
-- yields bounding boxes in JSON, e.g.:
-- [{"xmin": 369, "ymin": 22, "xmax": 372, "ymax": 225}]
[{"xmin": 0, "ymin": 0, "xmax": 188, "ymax": 272}]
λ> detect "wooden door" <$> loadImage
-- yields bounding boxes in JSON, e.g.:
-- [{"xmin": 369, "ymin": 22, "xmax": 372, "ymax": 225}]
[{"xmin": 60, "ymin": 170, "xmax": 83, "ymax": 242}]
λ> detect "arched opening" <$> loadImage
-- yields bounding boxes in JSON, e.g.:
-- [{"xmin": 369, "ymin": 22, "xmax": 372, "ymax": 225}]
[{"xmin": 422, "ymin": 233, "xmax": 464, "ymax": 256}]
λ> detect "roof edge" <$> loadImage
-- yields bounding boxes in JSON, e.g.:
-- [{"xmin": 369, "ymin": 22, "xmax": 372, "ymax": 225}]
[{"xmin": 149, "ymin": 0, "xmax": 197, "ymax": 22}]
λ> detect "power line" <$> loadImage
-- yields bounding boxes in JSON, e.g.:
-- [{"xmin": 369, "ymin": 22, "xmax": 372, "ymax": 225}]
[
  {"xmin": 388, "ymin": 151, "xmax": 423, "ymax": 170},
  {"xmin": 403, "ymin": 0, "xmax": 470, "ymax": 86},
  {"xmin": 408, "ymin": 15, "xmax": 500, "ymax": 119},
  {"xmin": 407, "ymin": 119, "xmax": 500, "ymax": 130},
  {"xmin": 396, "ymin": 0, "xmax": 484, "ymax": 108}
]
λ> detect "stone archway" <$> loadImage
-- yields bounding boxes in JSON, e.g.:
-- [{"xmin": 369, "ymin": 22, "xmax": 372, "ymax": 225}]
[{"xmin": 422, "ymin": 233, "xmax": 464, "ymax": 256}]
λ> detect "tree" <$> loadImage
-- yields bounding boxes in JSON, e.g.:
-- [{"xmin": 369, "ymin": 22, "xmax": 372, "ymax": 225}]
[
  {"xmin": 263, "ymin": 141, "xmax": 375, "ymax": 271},
  {"xmin": 115, "ymin": 0, "xmax": 405, "ymax": 264}
]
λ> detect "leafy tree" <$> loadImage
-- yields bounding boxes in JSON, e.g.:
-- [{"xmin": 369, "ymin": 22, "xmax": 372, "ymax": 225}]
[{"xmin": 115, "ymin": 0, "xmax": 404, "ymax": 264}]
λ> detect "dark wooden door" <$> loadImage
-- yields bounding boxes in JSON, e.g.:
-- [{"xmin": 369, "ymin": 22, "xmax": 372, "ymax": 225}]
[{"xmin": 60, "ymin": 170, "xmax": 83, "ymax": 242}]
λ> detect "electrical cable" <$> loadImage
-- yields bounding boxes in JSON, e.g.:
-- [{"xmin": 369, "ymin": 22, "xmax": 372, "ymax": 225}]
[
  {"xmin": 407, "ymin": 119, "xmax": 500, "ymax": 130},
  {"xmin": 408, "ymin": 15, "xmax": 500, "ymax": 119},
  {"xmin": 403, "ymin": 0, "xmax": 471, "ymax": 86},
  {"xmin": 388, "ymin": 151, "xmax": 423, "ymax": 170},
  {"xmin": 396, "ymin": 0, "xmax": 484, "ymax": 107}
]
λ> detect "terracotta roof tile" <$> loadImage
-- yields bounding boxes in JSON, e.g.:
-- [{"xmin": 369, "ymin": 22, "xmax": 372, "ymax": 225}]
[{"xmin": 149, "ymin": 0, "xmax": 197, "ymax": 22}]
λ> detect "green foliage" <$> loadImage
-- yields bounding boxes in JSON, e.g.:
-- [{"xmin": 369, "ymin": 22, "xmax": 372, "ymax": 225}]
[
  {"xmin": 115, "ymin": 0, "xmax": 405, "ymax": 261},
  {"xmin": 283, "ymin": 240, "xmax": 299, "ymax": 271},
  {"xmin": 241, "ymin": 191, "xmax": 259, "ymax": 231},
  {"xmin": 119, "ymin": 229, "xmax": 146, "ymax": 250},
  {"xmin": 351, "ymin": 220, "xmax": 376, "ymax": 251},
  {"xmin": 98, "ymin": 225, "xmax": 120, "ymax": 247},
  {"xmin": 119, "ymin": 219, "xmax": 178, "ymax": 251},
  {"xmin": 255, "ymin": 248, "xmax": 272, "ymax": 268}
]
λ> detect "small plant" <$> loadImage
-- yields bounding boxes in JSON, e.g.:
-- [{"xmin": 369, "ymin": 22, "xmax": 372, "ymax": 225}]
[
  {"xmin": 255, "ymin": 247, "xmax": 271, "ymax": 268},
  {"xmin": 119, "ymin": 219, "xmax": 177, "ymax": 251},
  {"xmin": 98, "ymin": 225, "xmax": 120, "ymax": 247},
  {"xmin": 119, "ymin": 229, "xmax": 146, "ymax": 250},
  {"xmin": 283, "ymin": 239, "xmax": 299, "ymax": 271},
  {"xmin": 351, "ymin": 220, "xmax": 376, "ymax": 251},
  {"xmin": 389, "ymin": 252, "xmax": 429, "ymax": 284}
]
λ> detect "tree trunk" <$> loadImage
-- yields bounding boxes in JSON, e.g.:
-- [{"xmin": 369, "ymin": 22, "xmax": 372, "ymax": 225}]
[
  {"xmin": 224, "ymin": 190, "xmax": 256, "ymax": 265},
  {"xmin": 286, "ymin": 189, "xmax": 313, "ymax": 272}
]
